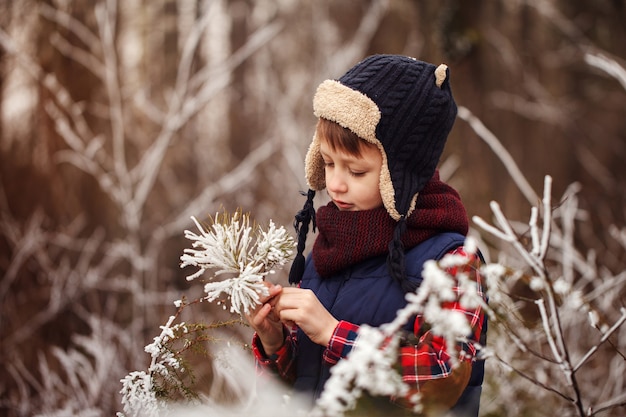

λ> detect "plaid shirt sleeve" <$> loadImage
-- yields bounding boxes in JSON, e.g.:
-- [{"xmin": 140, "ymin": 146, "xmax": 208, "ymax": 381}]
[
  {"xmin": 400, "ymin": 246, "xmax": 486, "ymax": 384},
  {"xmin": 251, "ymin": 326, "xmax": 297, "ymax": 385},
  {"xmin": 324, "ymin": 320, "xmax": 360, "ymax": 364}
]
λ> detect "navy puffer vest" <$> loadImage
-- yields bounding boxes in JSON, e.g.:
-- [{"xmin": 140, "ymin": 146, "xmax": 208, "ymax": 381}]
[{"xmin": 294, "ymin": 232, "xmax": 486, "ymax": 415}]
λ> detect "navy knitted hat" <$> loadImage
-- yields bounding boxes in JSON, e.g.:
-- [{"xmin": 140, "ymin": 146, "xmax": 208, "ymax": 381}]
[
  {"xmin": 306, "ymin": 54, "xmax": 457, "ymax": 220},
  {"xmin": 289, "ymin": 55, "xmax": 458, "ymax": 285}
]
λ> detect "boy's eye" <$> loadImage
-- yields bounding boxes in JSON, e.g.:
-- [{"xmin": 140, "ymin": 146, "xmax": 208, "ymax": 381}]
[
  {"xmin": 350, "ymin": 170, "xmax": 366, "ymax": 177},
  {"xmin": 323, "ymin": 161, "xmax": 334, "ymax": 168}
]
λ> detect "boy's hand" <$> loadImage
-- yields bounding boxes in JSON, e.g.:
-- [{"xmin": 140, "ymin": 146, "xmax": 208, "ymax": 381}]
[
  {"xmin": 245, "ymin": 283, "xmax": 285, "ymax": 355},
  {"xmin": 271, "ymin": 287, "xmax": 338, "ymax": 347}
]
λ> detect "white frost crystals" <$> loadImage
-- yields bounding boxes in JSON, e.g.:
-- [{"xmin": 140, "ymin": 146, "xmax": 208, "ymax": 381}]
[
  {"xmin": 313, "ymin": 324, "xmax": 411, "ymax": 417},
  {"xmin": 179, "ymin": 211, "xmax": 295, "ymax": 315},
  {"xmin": 118, "ymin": 315, "xmax": 185, "ymax": 417}
]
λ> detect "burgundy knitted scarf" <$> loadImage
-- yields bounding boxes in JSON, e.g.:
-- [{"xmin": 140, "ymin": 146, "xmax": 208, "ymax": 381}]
[{"xmin": 312, "ymin": 174, "xmax": 469, "ymax": 278}]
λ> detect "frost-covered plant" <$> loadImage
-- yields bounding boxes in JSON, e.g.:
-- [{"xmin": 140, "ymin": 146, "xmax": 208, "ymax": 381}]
[
  {"xmin": 472, "ymin": 176, "xmax": 626, "ymax": 417},
  {"xmin": 313, "ymin": 324, "xmax": 410, "ymax": 417},
  {"xmin": 118, "ymin": 297, "xmax": 249, "ymax": 417},
  {"xmin": 119, "ymin": 315, "xmax": 181, "ymax": 417},
  {"xmin": 180, "ymin": 210, "xmax": 295, "ymax": 315},
  {"xmin": 119, "ymin": 211, "xmax": 295, "ymax": 416}
]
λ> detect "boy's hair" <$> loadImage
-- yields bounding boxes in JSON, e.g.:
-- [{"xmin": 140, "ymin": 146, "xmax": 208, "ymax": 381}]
[{"xmin": 316, "ymin": 117, "xmax": 375, "ymax": 157}]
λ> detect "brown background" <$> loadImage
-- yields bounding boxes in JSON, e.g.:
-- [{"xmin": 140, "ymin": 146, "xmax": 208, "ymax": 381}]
[{"xmin": 1, "ymin": 1, "xmax": 625, "ymax": 416}]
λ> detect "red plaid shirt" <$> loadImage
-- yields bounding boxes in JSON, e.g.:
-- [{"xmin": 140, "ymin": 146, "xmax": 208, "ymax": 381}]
[{"xmin": 252, "ymin": 247, "xmax": 485, "ymax": 389}]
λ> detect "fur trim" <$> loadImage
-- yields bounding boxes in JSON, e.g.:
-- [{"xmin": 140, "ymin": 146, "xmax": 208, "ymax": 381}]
[
  {"xmin": 313, "ymin": 80, "xmax": 380, "ymax": 143},
  {"xmin": 304, "ymin": 133, "xmax": 325, "ymax": 190},
  {"xmin": 378, "ymin": 147, "xmax": 399, "ymax": 220}
]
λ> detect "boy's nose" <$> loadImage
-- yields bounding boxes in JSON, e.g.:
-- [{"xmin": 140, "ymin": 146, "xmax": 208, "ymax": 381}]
[{"xmin": 326, "ymin": 171, "xmax": 348, "ymax": 193}]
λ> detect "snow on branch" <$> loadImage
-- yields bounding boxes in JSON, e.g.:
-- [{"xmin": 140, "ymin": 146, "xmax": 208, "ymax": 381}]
[
  {"xmin": 118, "ymin": 210, "xmax": 295, "ymax": 416},
  {"xmin": 180, "ymin": 210, "xmax": 295, "ymax": 316},
  {"xmin": 472, "ymin": 169, "xmax": 626, "ymax": 416}
]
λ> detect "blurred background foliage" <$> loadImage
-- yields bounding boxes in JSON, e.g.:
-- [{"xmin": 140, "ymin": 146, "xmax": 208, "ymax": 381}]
[{"xmin": 0, "ymin": 0, "xmax": 625, "ymax": 416}]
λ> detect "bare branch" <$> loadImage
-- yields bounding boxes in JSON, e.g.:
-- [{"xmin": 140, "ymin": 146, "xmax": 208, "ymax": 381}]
[
  {"xmin": 573, "ymin": 308, "xmax": 626, "ymax": 373},
  {"xmin": 457, "ymin": 106, "xmax": 539, "ymax": 206},
  {"xmin": 130, "ymin": 21, "xmax": 283, "ymax": 221},
  {"xmin": 585, "ymin": 52, "xmax": 626, "ymax": 92},
  {"xmin": 157, "ymin": 139, "xmax": 278, "ymax": 240}
]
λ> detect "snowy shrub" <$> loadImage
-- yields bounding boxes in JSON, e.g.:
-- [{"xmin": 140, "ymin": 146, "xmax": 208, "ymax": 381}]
[{"xmin": 118, "ymin": 211, "xmax": 295, "ymax": 417}]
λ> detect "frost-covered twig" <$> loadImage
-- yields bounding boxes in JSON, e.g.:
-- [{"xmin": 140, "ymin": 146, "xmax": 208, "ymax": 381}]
[
  {"xmin": 472, "ymin": 168, "xmax": 626, "ymax": 416},
  {"xmin": 180, "ymin": 211, "xmax": 295, "ymax": 316},
  {"xmin": 121, "ymin": 206, "xmax": 275, "ymax": 412},
  {"xmin": 119, "ymin": 231, "xmax": 292, "ymax": 416},
  {"xmin": 119, "ymin": 314, "xmax": 181, "ymax": 417},
  {"xmin": 573, "ymin": 307, "xmax": 626, "ymax": 373},
  {"xmin": 118, "ymin": 292, "xmax": 251, "ymax": 417}
]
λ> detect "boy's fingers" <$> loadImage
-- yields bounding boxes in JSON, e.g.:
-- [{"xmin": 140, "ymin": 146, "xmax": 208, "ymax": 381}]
[
  {"xmin": 262, "ymin": 283, "xmax": 283, "ymax": 301},
  {"xmin": 249, "ymin": 303, "xmax": 272, "ymax": 328}
]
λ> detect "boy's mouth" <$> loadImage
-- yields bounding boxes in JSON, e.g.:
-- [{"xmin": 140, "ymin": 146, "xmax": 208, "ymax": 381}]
[{"xmin": 333, "ymin": 199, "xmax": 353, "ymax": 210}]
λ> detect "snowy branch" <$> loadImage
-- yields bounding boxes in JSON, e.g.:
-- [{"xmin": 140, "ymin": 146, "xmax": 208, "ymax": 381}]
[{"xmin": 180, "ymin": 211, "xmax": 294, "ymax": 315}]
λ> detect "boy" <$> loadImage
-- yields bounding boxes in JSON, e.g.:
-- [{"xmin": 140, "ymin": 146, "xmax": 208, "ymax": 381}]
[{"xmin": 246, "ymin": 55, "xmax": 486, "ymax": 416}]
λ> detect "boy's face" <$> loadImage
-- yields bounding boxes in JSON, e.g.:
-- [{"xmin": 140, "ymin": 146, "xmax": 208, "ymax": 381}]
[{"xmin": 319, "ymin": 138, "xmax": 384, "ymax": 212}]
